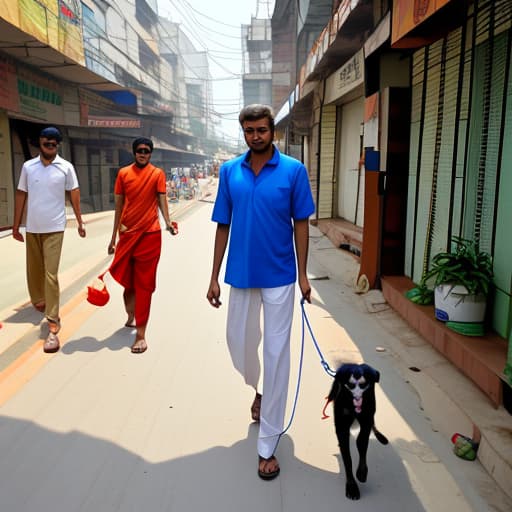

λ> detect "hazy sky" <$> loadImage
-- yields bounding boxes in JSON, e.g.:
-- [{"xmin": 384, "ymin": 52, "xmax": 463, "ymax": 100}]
[{"xmin": 158, "ymin": 0, "xmax": 275, "ymax": 143}]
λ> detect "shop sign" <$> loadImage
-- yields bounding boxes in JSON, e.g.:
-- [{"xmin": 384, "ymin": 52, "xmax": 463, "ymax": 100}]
[
  {"xmin": 392, "ymin": 0, "xmax": 451, "ymax": 45},
  {"xmin": 87, "ymin": 116, "xmax": 141, "ymax": 128},
  {"xmin": 17, "ymin": 70, "xmax": 64, "ymax": 122},
  {"xmin": 325, "ymin": 49, "xmax": 364, "ymax": 104}
]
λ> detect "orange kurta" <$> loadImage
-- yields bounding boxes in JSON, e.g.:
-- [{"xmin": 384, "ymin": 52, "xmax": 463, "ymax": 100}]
[
  {"xmin": 115, "ymin": 162, "xmax": 166, "ymax": 234},
  {"xmin": 109, "ymin": 163, "xmax": 166, "ymax": 324}
]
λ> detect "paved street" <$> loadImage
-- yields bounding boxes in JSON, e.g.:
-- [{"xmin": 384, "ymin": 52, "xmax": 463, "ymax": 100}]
[{"xmin": 0, "ymin": 196, "xmax": 510, "ymax": 511}]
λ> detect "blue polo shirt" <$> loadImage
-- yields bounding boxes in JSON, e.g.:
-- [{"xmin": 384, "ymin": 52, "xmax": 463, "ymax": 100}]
[{"xmin": 212, "ymin": 146, "xmax": 315, "ymax": 288}]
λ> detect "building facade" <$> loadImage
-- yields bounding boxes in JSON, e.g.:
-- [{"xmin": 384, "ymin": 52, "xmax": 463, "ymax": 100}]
[
  {"xmin": 0, "ymin": 0, "xmax": 216, "ymax": 226},
  {"xmin": 272, "ymin": 0, "xmax": 511, "ymax": 418}
]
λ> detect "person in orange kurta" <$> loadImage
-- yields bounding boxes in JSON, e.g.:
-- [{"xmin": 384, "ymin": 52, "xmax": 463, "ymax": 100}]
[{"xmin": 108, "ymin": 137, "xmax": 177, "ymax": 353}]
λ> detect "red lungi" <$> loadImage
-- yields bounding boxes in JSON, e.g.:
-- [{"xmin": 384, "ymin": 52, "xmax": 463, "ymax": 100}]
[{"xmin": 109, "ymin": 230, "xmax": 161, "ymax": 326}]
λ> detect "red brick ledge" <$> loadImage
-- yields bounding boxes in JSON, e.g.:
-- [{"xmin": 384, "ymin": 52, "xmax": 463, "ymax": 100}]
[
  {"xmin": 381, "ymin": 275, "xmax": 508, "ymax": 407},
  {"xmin": 313, "ymin": 218, "xmax": 362, "ymax": 254}
]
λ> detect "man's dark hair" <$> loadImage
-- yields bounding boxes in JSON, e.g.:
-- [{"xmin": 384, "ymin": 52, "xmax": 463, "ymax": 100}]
[
  {"xmin": 132, "ymin": 137, "xmax": 154, "ymax": 153},
  {"xmin": 39, "ymin": 126, "xmax": 62, "ymax": 142},
  {"xmin": 239, "ymin": 104, "xmax": 275, "ymax": 131}
]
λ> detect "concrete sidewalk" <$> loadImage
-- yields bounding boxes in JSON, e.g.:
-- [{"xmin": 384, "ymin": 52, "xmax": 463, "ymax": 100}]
[
  {"xmin": 0, "ymin": 193, "xmax": 204, "ymax": 363},
  {"xmin": 0, "ymin": 194, "xmax": 510, "ymax": 511}
]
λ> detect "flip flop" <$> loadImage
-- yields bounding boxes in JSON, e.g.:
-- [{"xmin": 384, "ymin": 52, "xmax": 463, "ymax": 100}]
[
  {"xmin": 124, "ymin": 322, "xmax": 136, "ymax": 328},
  {"xmin": 258, "ymin": 455, "xmax": 280, "ymax": 481},
  {"xmin": 131, "ymin": 339, "xmax": 147, "ymax": 354}
]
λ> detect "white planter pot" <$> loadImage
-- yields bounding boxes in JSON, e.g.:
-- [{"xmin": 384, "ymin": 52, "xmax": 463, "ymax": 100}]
[{"xmin": 434, "ymin": 284, "xmax": 487, "ymax": 323}]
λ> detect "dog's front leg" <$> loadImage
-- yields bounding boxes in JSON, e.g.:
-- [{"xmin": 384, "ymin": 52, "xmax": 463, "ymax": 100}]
[
  {"xmin": 355, "ymin": 423, "xmax": 372, "ymax": 483},
  {"xmin": 337, "ymin": 430, "xmax": 360, "ymax": 500}
]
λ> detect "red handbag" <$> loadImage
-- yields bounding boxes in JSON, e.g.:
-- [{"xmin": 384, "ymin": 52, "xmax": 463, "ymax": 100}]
[{"xmin": 87, "ymin": 272, "xmax": 110, "ymax": 306}]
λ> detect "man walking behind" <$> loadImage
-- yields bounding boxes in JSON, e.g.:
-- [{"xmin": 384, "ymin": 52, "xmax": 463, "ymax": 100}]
[
  {"xmin": 206, "ymin": 104, "xmax": 315, "ymax": 480},
  {"xmin": 108, "ymin": 137, "xmax": 177, "ymax": 354},
  {"xmin": 12, "ymin": 126, "xmax": 86, "ymax": 353}
]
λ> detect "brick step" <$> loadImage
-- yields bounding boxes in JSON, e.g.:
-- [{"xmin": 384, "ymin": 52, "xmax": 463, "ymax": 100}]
[{"xmin": 314, "ymin": 218, "xmax": 362, "ymax": 257}]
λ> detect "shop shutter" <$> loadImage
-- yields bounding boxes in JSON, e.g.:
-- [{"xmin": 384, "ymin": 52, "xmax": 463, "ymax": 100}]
[
  {"xmin": 318, "ymin": 103, "xmax": 336, "ymax": 219},
  {"xmin": 465, "ymin": 3, "xmax": 509, "ymax": 253},
  {"xmin": 411, "ymin": 39, "xmax": 442, "ymax": 283},
  {"xmin": 430, "ymin": 29, "xmax": 462, "ymax": 256},
  {"xmin": 404, "ymin": 49, "xmax": 425, "ymax": 277},
  {"xmin": 309, "ymin": 123, "xmax": 319, "ymax": 214}
]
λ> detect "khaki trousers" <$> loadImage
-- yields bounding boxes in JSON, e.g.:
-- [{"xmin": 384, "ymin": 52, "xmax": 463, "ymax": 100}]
[{"xmin": 25, "ymin": 231, "xmax": 64, "ymax": 322}]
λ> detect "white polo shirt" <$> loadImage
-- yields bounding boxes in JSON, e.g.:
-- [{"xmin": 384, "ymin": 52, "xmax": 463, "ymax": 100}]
[{"xmin": 17, "ymin": 154, "xmax": 79, "ymax": 233}]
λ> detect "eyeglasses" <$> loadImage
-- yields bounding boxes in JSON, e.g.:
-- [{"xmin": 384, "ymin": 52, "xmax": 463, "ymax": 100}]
[
  {"xmin": 243, "ymin": 127, "xmax": 270, "ymax": 136},
  {"xmin": 42, "ymin": 142, "xmax": 58, "ymax": 148},
  {"xmin": 135, "ymin": 148, "xmax": 151, "ymax": 154}
]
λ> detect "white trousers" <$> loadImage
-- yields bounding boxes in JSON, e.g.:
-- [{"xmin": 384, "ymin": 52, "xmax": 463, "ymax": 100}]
[{"xmin": 227, "ymin": 284, "xmax": 295, "ymax": 458}]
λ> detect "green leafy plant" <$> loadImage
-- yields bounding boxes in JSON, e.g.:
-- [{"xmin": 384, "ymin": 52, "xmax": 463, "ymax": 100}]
[
  {"xmin": 405, "ymin": 237, "xmax": 493, "ymax": 305},
  {"xmin": 405, "ymin": 283, "xmax": 434, "ymax": 305},
  {"xmin": 420, "ymin": 236, "xmax": 493, "ymax": 296}
]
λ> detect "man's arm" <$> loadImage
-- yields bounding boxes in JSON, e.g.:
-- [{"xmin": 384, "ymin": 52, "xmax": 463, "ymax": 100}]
[
  {"xmin": 12, "ymin": 190, "xmax": 27, "ymax": 242},
  {"xmin": 294, "ymin": 218, "xmax": 311, "ymax": 303},
  {"xmin": 206, "ymin": 223, "xmax": 230, "ymax": 308},
  {"xmin": 157, "ymin": 192, "xmax": 176, "ymax": 235},
  {"xmin": 69, "ymin": 188, "xmax": 86, "ymax": 237},
  {"xmin": 108, "ymin": 194, "xmax": 125, "ymax": 254}
]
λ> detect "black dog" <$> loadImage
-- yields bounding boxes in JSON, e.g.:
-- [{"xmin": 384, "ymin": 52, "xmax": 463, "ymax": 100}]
[{"xmin": 327, "ymin": 363, "xmax": 388, "ymax": 500}]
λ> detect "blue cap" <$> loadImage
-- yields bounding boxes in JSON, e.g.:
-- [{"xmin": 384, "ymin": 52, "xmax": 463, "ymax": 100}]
[{"xmin": 40, "ymin": 126, "xmax": 62, "ymax": 142}]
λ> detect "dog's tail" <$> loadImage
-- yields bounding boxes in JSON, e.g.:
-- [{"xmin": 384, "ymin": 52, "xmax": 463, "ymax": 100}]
[{"xmin": 372, "ymin": 425, "xmax": 389, "ymax": 445}]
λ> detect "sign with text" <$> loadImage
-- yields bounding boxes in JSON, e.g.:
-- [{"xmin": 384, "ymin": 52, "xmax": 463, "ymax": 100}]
[
  {"xmin": 392, "ymin": 0, "xmax": 452, "ymax": 44},
  {"xmin": 87, "ymin": 116, "xmax": 141, "ymax": 128},
  {"xmin": 0, "ymin": 0, "xmax": 85, "ymax": 65},
  {"xmin": 17, "ymin": 68, "xmax": 64, "ymax": 122},
  {"xmin": 325, "ymin": 49, "xmax": 364, "ymax": 104}
]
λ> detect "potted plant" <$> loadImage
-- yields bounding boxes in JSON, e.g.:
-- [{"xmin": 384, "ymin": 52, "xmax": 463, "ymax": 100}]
[{"xmin": 406, "ymin": 237, "xmax": 493, "ymax": 335}]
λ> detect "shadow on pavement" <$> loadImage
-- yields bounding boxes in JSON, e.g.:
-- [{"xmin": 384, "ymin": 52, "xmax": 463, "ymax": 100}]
[
  {"xmin": 0, "ymin": 416, "xmax": 425, "ymax": 512},
  {"xmin": 2, "ymin": 304, "xmax": 43, "ymax": 326},
  {"xmin": 61, "ymin": 328, "xmax": 132, "ymax": 354}
]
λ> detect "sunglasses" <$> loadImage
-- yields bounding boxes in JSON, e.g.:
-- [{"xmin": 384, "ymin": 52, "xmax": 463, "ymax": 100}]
[
  {"xmin": 42, "ymin": 142, "xmax": 58, "ymax": 148},
  {"xmin": 135, "ymin": 148, "xmax": 151, "ymax": 154}
]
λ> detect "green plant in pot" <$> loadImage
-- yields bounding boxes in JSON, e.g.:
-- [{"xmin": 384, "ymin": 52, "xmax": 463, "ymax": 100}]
[{"xmin": 421, "ymin": 236, "xmax": 493, "ymax": 335}]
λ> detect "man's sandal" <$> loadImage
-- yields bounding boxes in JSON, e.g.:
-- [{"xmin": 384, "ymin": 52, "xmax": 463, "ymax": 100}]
[
  {"xmin": 251, "ymin": 392, "xmax": 262, "ymax": 422},
  {"xmin": 258, "ymin": 455, "xmax": 280, "ymax": 480},
  {"xmin": 131, "ymin": 339, "xmax": 147, "ymax": 354},
  {"xmin": 43, "ymin": 332, "xmax": 60, "ymax": 353}
]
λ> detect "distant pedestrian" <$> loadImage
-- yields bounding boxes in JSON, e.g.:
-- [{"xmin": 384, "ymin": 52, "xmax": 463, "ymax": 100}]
[
  {"xmin": 12, "ymin": 126, "xmax": 86, "ymax": 353},
  {"xmin": 206, "ymin": 104, "xmax": 315, "ymax": 480},
  {"xmin": 108, "ymin": 137, "xmax": 177, "ymax": 354}
]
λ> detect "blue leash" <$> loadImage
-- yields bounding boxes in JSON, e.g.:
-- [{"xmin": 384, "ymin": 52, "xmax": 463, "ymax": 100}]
[
  {"xmin": 277, "ymin": 298, "xmax": 336, "ymax": 438},
  {"xmin": 299, "ymin": 298, "xmax": 337, "ymax": 378}
]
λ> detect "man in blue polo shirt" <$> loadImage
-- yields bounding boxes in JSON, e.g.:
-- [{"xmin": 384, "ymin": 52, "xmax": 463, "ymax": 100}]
[{"xmin": 207, "ymin": 104, "xmax": 315, "ymax": 480}]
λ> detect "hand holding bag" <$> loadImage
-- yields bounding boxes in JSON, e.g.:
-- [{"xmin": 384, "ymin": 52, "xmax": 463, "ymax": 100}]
[{"xmin": 87, "ymin": 272, "xmax": 110, "ymax": 306}]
